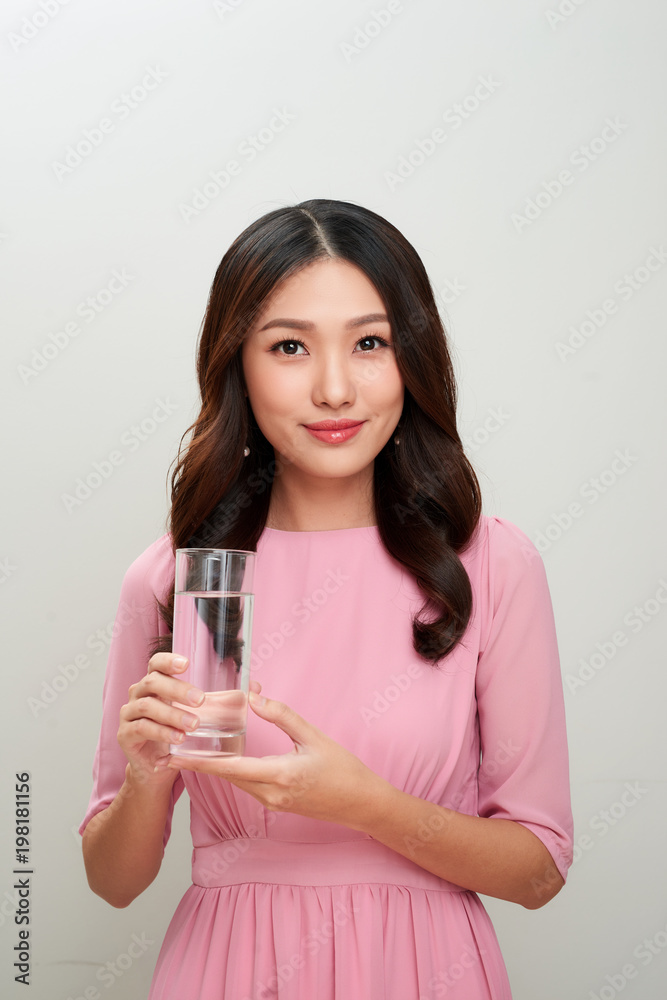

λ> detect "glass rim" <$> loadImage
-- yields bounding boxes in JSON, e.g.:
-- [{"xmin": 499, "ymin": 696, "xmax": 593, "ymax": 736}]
[{"xmin": 175, "ymin": 547, "xmax": 255, "ymax": 557}]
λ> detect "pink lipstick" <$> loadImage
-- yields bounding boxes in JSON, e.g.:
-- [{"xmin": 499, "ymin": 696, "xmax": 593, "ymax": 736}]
[{"xmin": 304, "ymin": 419, "xmax": 366, "ymax": 444}]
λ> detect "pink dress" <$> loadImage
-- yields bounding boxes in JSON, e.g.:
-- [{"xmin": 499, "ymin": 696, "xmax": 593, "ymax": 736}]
[{"xmin": 80, "ymin": 516, "xmax": 573, "ymax": 999}]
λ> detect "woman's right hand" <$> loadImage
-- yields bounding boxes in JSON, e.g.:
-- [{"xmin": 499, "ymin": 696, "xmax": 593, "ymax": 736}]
[{"xmin": 117, "ymin": 653, "xmax": 204, "ymax": 785}]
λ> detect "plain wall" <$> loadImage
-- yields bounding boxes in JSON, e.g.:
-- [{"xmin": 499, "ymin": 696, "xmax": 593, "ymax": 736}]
[{"xmin": 1, "ymin": 1, "xmax": 666, "ymax": 997}]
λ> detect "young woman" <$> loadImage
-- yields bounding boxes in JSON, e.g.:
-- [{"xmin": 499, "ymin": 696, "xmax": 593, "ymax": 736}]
[{"xmin": 80, "ymin": 199, "xmax": 573, "ymax": 999}]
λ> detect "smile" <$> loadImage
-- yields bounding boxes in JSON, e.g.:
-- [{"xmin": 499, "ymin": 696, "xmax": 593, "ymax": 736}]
[{"xmin": 304, "ymin": 422, "xmax": 365, "ymax": 444}]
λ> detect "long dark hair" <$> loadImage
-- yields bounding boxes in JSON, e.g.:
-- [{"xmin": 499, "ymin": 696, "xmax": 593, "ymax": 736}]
[{"xmin": 151, "ymin": 199, "xmax": 482, "ymax": 664}]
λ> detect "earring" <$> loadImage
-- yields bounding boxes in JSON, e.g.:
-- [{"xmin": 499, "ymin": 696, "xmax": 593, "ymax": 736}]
[
  {"xmin": 393, "ymin": 433, "xmax": 400, "ymax": 445},
  {"xmin": 243, "ymin": 445, "xmax": 250, "ymax": 457}
]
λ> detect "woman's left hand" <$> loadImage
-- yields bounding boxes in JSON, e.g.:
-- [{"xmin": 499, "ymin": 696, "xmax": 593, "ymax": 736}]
[{"xmin": 167, "ymin": 689, "xmax": 390, "ymax": 830}]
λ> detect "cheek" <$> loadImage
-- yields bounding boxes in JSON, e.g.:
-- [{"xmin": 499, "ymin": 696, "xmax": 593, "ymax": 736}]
[
  {"xmin": 362, "ymin": 359, "xmax": 404, "ymax": 407},
  {"xmin": 246, "ymin": 376, "xmax": 299, "ymax": 439},
  {"xmin": 244, "ymin": 360, "xmax": 288, "ymax": 414}
]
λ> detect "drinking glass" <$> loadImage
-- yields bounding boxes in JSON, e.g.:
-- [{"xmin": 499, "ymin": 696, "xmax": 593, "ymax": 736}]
[{"xmin": 168, "ymin": 548, "xmax": 255, "ymax": 757}]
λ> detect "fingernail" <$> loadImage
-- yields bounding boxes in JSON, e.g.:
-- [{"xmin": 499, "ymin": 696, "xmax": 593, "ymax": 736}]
[
  {"xmin": 182, "ymin": 713, "xmax": 199, "ymax": 731},
  {"xmin": 249, "ymin": 691, "xmax": 266, "ymax": 707},
  {"xmin": 187, "ymin": 689, "xmax": 205, "ymax": 706},
  {"xmin": 173, "ymin": 656, "xmax": 188, "ymax": 668}
]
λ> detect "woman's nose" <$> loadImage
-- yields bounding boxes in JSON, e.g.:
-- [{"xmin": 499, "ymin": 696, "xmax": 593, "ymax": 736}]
[{"xmin": 311, "ymin": 353, "xmax": 357, "ymax": 407}]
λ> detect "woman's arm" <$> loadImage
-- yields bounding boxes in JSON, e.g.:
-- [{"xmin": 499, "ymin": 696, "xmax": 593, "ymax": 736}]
[
  {"xmin": 81, "ymin": 652, "xmax": 205, "ymax": 907},
  {"xmin": 347, "ymin": 778, "xmax": 563, "ymax": 909},
  {"xmin": 81, "ymin": 651, "xmax": 265, "ymax": 908},
  {"xmin": 169, "ymin": 692, "xmax": 564, "ymax": 910},
  {"xmin": 82, "ymin": 765, "xmax": 179, "ymax": 908}
]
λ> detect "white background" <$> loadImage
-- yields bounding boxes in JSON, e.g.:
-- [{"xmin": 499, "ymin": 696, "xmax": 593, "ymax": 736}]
[{"xmin": 1, "ymin": 1, "xmax": 666, "ymax": 998}]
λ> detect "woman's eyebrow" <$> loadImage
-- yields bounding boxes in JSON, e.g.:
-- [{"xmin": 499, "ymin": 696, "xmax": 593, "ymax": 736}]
[{"xmin": 258, "ymin": 313, "xmax": 390, "ymax": 332}]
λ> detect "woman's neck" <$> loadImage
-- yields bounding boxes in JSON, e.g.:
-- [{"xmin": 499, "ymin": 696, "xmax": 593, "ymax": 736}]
[{"xmin": 265, "ymin": 462, "xmax": 376, "ymax": 532}]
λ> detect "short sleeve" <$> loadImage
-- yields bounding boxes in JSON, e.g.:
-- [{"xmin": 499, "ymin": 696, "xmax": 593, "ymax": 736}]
[
  {"xmin": 475, "ymin": 517, "xmax": 573, "ymax": 883},
  {"xmin": 78, "ymin": 535, "xmax": 184, "ymax": 850}
]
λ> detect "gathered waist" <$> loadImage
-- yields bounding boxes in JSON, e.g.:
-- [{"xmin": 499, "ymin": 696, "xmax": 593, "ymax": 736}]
[{"xmin": 191, "ymin": 837, "xmax": 466, "ymax": 893}]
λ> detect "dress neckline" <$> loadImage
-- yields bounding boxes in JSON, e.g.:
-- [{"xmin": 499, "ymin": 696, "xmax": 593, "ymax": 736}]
[{"xmin": 263, "ymin": 524, "xmax": 379, "ymax": 534}]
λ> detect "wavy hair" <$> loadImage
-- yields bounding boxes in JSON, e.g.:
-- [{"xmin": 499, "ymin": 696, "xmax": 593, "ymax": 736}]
[{"xmin": 151, "ymin": 199, "xmax": 482, "ymax": 664}]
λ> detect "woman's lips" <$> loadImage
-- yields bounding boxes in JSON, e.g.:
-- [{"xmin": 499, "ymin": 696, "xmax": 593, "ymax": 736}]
[{"xmin": 304, "ymin": 422, "xmax": 365, "ymax": 443}]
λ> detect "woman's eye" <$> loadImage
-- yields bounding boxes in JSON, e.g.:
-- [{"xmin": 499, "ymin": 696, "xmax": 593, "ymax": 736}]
[
  {"xmin": 356, "ymin": 336, "xmax": 387, "ymax": 352},
  {"xmin": 271, "ymin": 340, "xmax": 306, "ymax": 355},
  {"xmin": 269, "ymin": 336, "xmax": 389, "ymax": 356}
]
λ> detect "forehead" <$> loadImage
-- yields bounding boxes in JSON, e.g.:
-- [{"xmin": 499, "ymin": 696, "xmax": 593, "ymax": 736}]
[{"xmin": 257, "ymin": 259, "xmax": 385, "ymax": 316}]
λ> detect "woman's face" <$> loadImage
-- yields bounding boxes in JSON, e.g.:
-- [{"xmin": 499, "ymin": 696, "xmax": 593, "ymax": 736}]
[{"xmin": 241, "ymin": 258, "xmax": 405, "ymax": 483}]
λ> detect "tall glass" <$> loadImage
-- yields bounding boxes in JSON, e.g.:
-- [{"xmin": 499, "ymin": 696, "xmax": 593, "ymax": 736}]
[{"xmin": 168, "ymin": 548, "xmax": 255, "ymax": 757}]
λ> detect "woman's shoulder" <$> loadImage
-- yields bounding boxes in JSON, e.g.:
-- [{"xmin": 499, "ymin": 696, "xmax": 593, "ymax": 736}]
[
  {"xmin": 464, "ymin": 516, "xmax": 553, "ymax": 649},
  {"xmin": 120, "ymin": 531, "xmax": 176, "ymax": 603},
  {"xmin": 484, "ymin": 514, "xmax": 538, "ymax": 553},
  {"xmin": 463, "ymin": 514, "xmax": 543, "ymax": 578}
]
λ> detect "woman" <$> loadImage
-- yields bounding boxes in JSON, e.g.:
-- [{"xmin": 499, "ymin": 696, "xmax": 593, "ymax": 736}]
[{"xmin": 80, "ymin": 199, "xmax": 573, "ymax": 999}]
